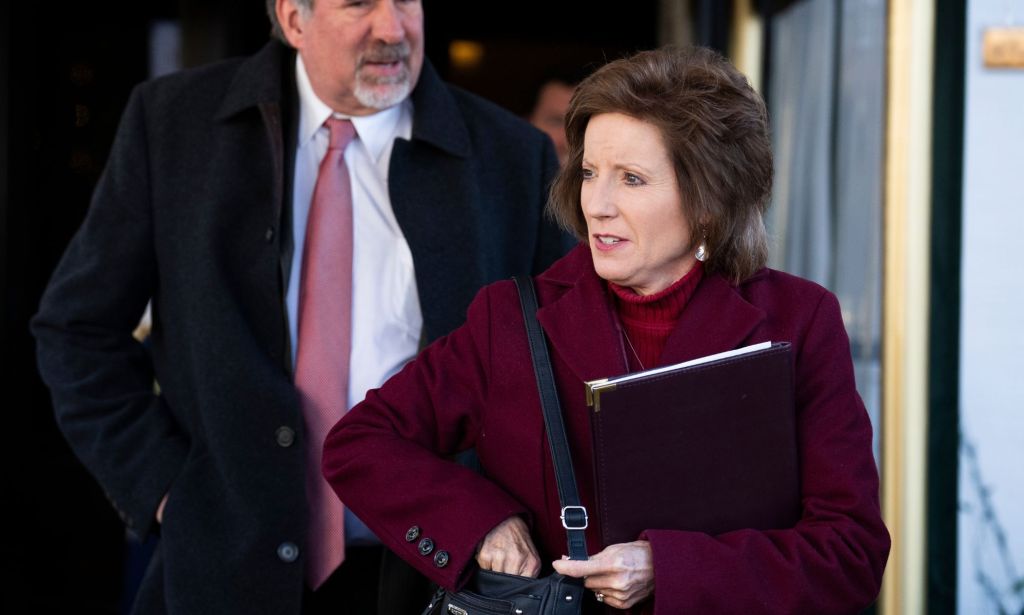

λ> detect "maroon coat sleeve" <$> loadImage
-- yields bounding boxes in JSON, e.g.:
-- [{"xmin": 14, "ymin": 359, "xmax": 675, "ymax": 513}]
[
  {"xmin": 322, "ymin": 285, "xmax": 528, "ymax": 590},
  {"xmin": 641, "ymin": 290, "xmax": 890, "ymax": 614}
]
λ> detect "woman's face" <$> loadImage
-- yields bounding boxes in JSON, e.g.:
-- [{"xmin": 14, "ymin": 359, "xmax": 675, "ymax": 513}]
[{"xmin": 581, "ymin": 113, "xmax": 696, "ymax": 296}]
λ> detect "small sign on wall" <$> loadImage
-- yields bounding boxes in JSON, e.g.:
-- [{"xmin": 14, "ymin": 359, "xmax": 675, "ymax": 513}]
[{"xmin": 983, "ymin": 27, "xmax": 1024, "ymax": 68}]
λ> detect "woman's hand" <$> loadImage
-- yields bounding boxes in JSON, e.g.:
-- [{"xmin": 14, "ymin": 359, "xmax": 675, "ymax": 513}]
[
  {"xmin": 551, "ymin": 540, "xmax": 654, "ymax": 610},
  {"xmin": 475, "ymin": 516, "xmax": 542, "ymax": 577}
]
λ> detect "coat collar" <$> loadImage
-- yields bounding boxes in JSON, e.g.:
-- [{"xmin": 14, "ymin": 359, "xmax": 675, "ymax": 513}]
[
  {"xmin": 535, "ymin": 245, "xmax": 767, "ymax": 382},
  {"xmin": 535, "ymin": 245, "xmax": 626, "ymax": 383},
  {"xmin": 216, "ymin": 41, "xmax": 291, "ymax": 120},
  {"xmin": 406, "ymin": 61, "xmax": 471, "ymax": 158},
  {"xmin": 215, "ymin": 41, "xmax": 470, "ymax": 160}
]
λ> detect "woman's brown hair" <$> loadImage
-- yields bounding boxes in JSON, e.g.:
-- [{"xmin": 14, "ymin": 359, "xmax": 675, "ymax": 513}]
[{"xmin": 548, "ymin": 46, "xmax": 773, "ymax": 283}]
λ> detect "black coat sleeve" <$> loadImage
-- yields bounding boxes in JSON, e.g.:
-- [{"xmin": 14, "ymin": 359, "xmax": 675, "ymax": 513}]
[{"xmin": 31, "ymin": 85, "xmax": 189, "ymax": 539}]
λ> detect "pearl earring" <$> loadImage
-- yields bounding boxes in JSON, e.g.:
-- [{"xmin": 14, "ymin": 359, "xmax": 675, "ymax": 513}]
[{"xmin": 695, "ymin": 228, "xmax": 708, "ymax": 262}]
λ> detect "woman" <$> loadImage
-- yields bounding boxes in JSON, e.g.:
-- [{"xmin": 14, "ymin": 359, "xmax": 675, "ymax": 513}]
[{"xmin": 323, "ymin": 46, "xmax": 890, "ymax": 613}]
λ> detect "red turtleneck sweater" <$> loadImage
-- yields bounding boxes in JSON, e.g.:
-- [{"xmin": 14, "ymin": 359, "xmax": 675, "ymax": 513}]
[{"xmin": 608, "ymin": 262, "xmax": 704, "ymax": 372}]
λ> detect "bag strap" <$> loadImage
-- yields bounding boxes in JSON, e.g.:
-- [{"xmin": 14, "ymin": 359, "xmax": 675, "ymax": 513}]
[{"xmin": 513, "ymin": 276, "xmax": 589, "ymax": 561}]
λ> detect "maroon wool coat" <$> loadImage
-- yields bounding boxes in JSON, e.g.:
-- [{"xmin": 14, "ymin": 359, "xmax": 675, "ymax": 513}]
[{"xmin": 323, "ymin": 245, "xmax": 890, "ymax": 614}]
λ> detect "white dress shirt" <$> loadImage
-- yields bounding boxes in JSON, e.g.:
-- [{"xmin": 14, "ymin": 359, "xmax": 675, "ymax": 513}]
[{"xmin": 287, "ymin": 56, "xmax": 421, "ymax": 545}]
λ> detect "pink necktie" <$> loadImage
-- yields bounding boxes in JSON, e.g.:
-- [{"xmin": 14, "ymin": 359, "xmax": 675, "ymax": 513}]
[{"xmin": 295, "ymin": 117, "xmax": 356, "ymax": 589}]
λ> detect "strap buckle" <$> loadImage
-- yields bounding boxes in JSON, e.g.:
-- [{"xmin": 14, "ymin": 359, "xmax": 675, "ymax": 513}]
[{"xmin": 560, "ymin": 506, "xmax": 589, "ymax": 530}]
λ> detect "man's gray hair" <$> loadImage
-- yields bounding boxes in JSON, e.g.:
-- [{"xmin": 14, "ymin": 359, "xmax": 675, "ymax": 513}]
[{"xmin": 265, "ymin": 0, "xmax": 313, "ymax": 43}]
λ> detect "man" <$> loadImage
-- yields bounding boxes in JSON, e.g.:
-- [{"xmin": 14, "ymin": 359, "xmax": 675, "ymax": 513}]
[
  {"xmin": 528, "ymin": 78, "xmax": 575, "ymax": 166},
  {"xmin": 31, "ymin": 0, "xmax": 569, "ymax": 613}
]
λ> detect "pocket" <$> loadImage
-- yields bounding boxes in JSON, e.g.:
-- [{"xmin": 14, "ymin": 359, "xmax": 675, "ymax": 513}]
[
  {"xmin": 421, "ymin": 584, "xmax": 517, "ymax": 615},
  {"xmin": 446, "ymin": 589, "xmax": 516, "ymax": 615},
  {"xmin": 429, "ymin": 571, "xmax": 584, "ymax": 615},
  {"xmin": 159, "ymin": 445, "xmax": 207, "ymax": 533},
  {"xmin": 473, "ymin": 570, "xmax": 582, "ymax": 615},
  {"xmin": 474, "ymin": 569, "xmax": 550, "ymax": 600}
]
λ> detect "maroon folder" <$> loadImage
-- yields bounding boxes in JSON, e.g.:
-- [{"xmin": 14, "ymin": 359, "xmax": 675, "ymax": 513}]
[{"xmin": 585, "ymin": 342, "xmax": 800, "ymax": 546}]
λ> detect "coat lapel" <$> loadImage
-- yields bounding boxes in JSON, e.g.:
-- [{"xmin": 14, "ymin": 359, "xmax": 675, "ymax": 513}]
[
  {"xmin": 213, "ymin": 41, "xmax": 296, "ymax": 374},
  {"xmin": 535, "ymin": 247, "xmax": 768, "ymax": 379},
  {"xmin": 535, "ymin": 247, "xmax": 628, "ymax": 383},
  {"xmin": 660, "ymin": 273, "xmax": 766, "ymax": 365},
  {"xmin": 390, "ymin": 61, "xmax": 479, "ymax": 343}
]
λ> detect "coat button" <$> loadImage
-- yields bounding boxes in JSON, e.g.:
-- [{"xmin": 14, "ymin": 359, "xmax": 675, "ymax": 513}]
[
  {"xmin": 405, "ymin": 526, "xmax": 421, "ymax": 542},
  {"xmin": 418, "ymin": 537, "xmax": 434, "ymax": 555},
  {"xmin": 264, "ymin": 227, "xmax": 275, "ymax": 242},
  {"xmin": 433, "ymin": 551, "xmax": 449, "ymax": 568},
  {"xmin": 277, "ymin": 542, "xmax": 299, "ymax": 563},
  {"xmin": 275, "ymin": 426, "xmax": 295, "ymax": 448}
]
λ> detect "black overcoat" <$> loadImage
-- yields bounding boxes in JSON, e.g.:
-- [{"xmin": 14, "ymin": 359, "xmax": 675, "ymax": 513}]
[{"xmin": 31, "ymin": 40, "xmax": 568, "ymax": 614}]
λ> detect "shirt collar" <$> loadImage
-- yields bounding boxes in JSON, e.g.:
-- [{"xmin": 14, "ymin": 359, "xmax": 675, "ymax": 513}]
[{"xmin": 295, "ymin": 54, "xmax": 408, "ymax": 162}]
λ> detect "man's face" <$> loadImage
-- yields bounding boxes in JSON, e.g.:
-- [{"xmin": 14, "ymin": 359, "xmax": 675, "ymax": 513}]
[
  {"xmin": 529, "ymin": 81, "xmax": 574, "ymax": 166},
  {"xmin": 279, "ymin": 0, "xmax": 424, "ymax": 116}
]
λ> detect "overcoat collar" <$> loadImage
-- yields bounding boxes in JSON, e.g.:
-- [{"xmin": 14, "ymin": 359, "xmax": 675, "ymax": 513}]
[
  {"xmin": 214, "ymin": 41, "xmax": 470, "ymax": 160},
  {"xmin": 406, "ymin": 60, "xmax": 471, "ymax": 158},
  {"xmin": 535, "ymin": 245, "xmax": 767, "ymax": 383},
  {"xmin": 211, "ymin": 40, "xmax": 474, "ymax": 347},
  {"xmin": 216, "ymin": 41, "xmax": 290, "ymax": 120}
]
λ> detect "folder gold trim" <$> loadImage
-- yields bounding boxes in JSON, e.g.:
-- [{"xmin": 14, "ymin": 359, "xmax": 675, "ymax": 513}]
[
  {"xmin": 584, "ymin": 341, "xmax": 773, "ymax": 412},
  {"xmin": 584, "ymin": 379, "xmax": 614, "ymax": 412}
]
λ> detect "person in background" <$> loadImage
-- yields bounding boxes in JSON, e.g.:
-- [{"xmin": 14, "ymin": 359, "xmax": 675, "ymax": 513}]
[
  {"xmin": 322, "ymin": 45, "xmax": 890, "ymax": 613},
  {"xmin": 529, "ymin": 78, "xmax": 575, "ymax": 166},
  {"xmin": 30, "ymin": 0, "xmax": 570, "ymax": 613}
]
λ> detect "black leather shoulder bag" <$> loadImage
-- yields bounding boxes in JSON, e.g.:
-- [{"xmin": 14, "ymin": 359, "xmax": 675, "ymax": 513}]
[{"xmin": 422, "ymin": 276, "xmax": 588, "ymax": 615}]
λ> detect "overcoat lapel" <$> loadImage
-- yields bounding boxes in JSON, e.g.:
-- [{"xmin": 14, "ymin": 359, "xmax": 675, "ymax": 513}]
[
  {"xmin": 534, "ymin": 247, "xmax": 767, "ymax": 379},
  {"xmin": 534, "ymin": 248, "xmax": 628, "ymax": 383},
  {"xmin": 660, "ymin": 273, "xmax": 766, "ymax": 365},
  {"xmin": 214, "ymin": 41, "xmax": 296, "ymax": 373},
  {"xmin": 389, "ymin": 61, "xmax": 478, "ymax": 343}
]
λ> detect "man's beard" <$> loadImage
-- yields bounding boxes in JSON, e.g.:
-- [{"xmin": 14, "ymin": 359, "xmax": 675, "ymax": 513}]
[{"xmin": 354, "ymin": 41, "xmax": 414, "ymax": 110}]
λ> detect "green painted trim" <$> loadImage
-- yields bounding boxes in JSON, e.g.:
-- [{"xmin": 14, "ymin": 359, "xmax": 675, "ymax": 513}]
[{"xmin": 927, "ymin": 0, "xmax": 966, "ymax": 612}]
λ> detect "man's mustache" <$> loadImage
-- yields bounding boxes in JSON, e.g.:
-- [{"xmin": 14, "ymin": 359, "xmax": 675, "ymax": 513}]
[{"xmin": 358, "ymin": 42, "xmax": 411, "ymax": 67}]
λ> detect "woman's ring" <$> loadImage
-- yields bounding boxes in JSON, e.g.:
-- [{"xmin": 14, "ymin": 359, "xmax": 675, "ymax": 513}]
[{"xmin": 596, "ymin": 592, "xmax": 605, "ymax": 603}]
